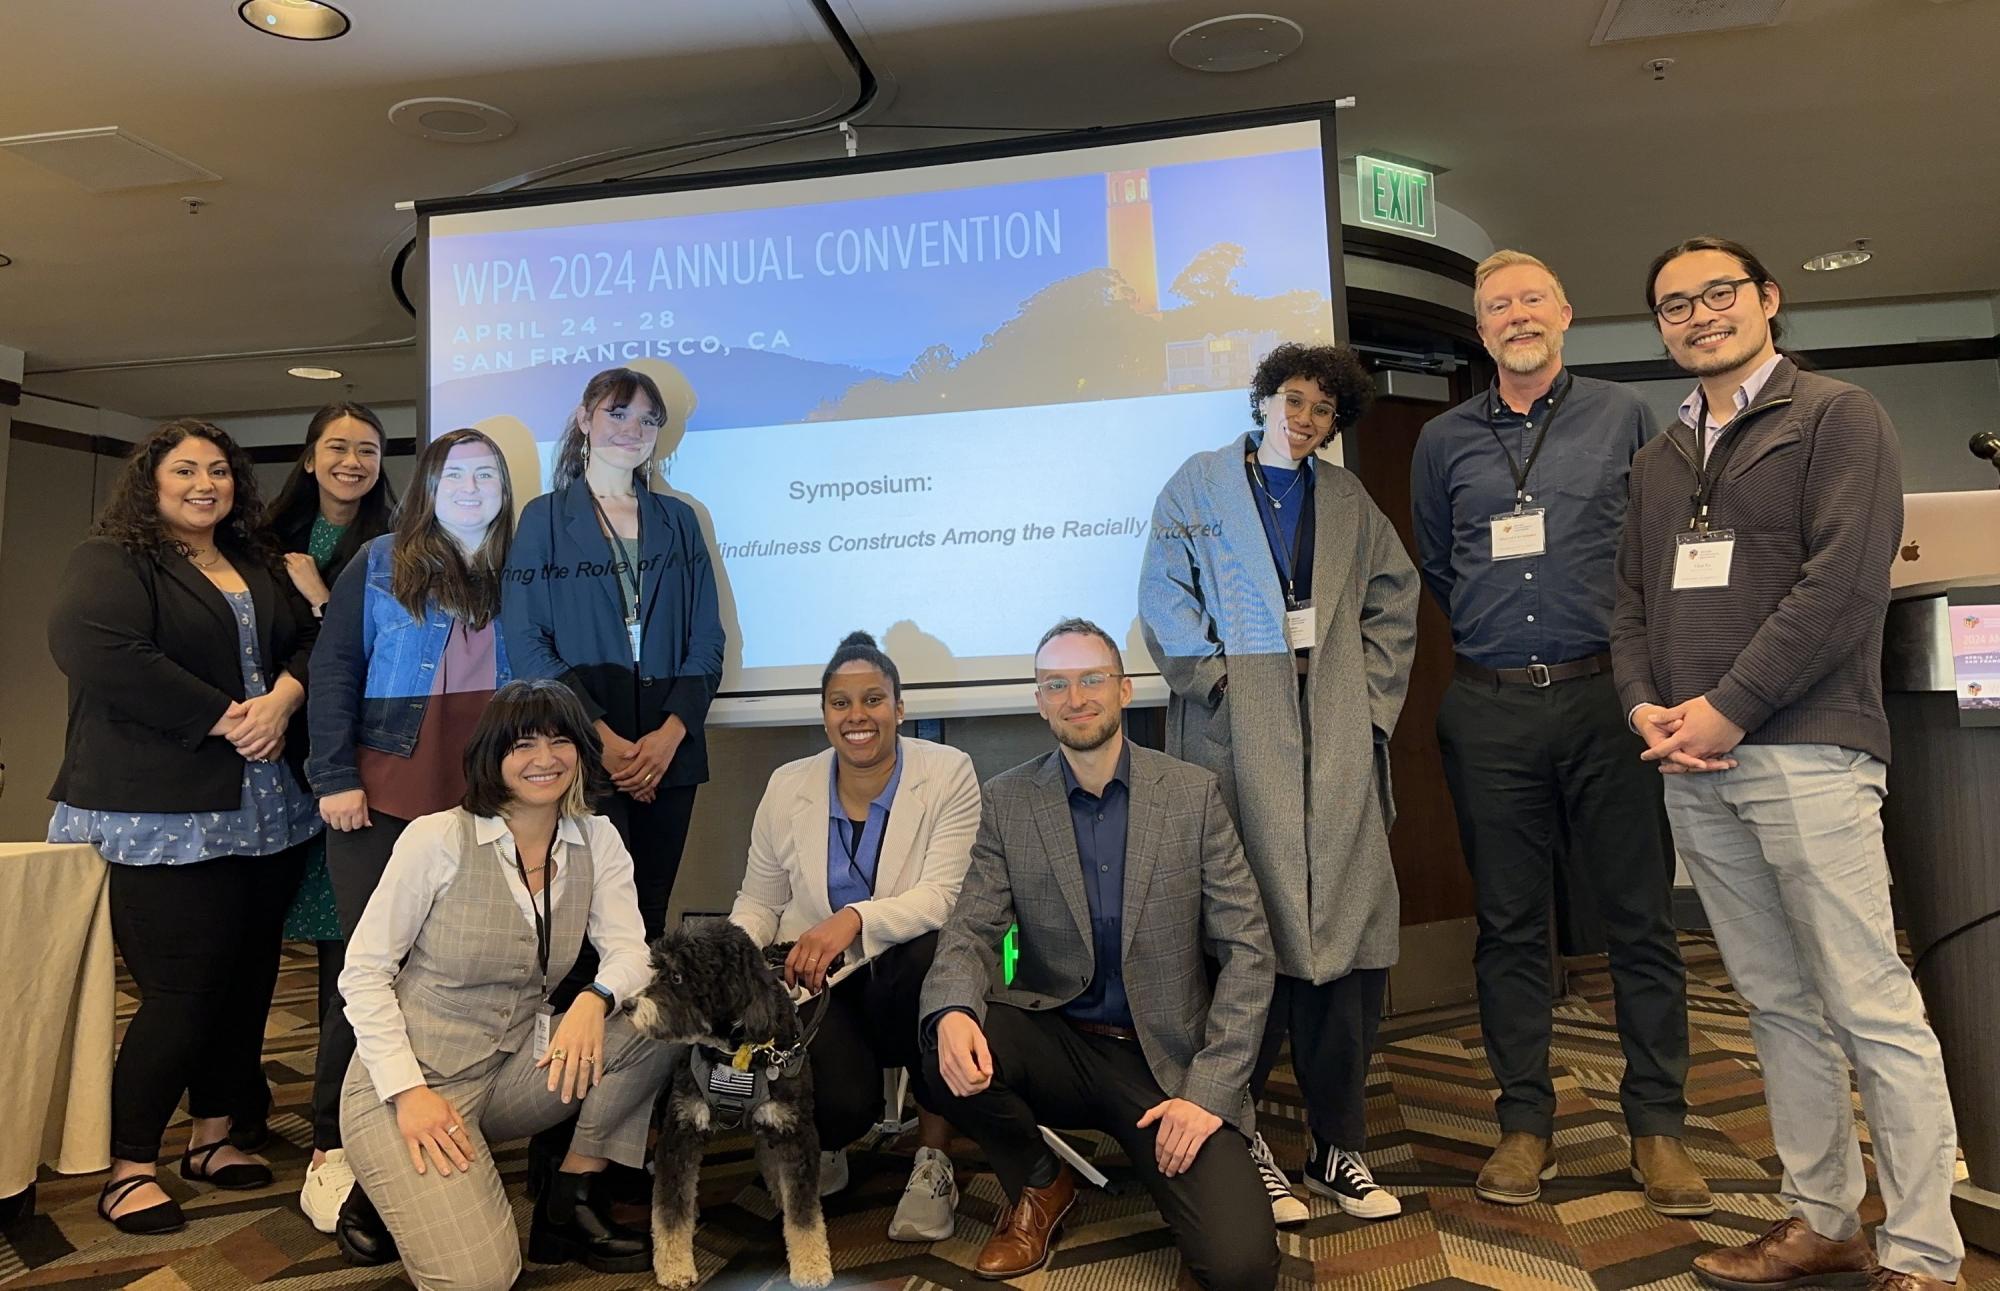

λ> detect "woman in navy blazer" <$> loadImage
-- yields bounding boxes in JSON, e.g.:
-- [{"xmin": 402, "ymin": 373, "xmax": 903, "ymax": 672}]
[{"xmin": 502, "ymin": 366, "xmax": 724, "ymax": 945}]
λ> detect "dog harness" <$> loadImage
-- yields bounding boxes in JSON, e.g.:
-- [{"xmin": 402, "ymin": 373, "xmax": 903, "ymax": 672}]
[{"xmin": 689, "ymin": 989, "xmax": 833, "ymax": 1130}]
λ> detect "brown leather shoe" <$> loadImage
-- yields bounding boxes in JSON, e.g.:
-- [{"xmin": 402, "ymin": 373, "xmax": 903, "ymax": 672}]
[
  {"xmin": 974, "ymin": 1166, "xmax": 1076, "ymax": 1280},
  {"xmin": 1631, "ymin": 1135, "xmax": 1714, "ymax": 1217},
  {"xmin": 1476, "ymin": 1132, "xmax": 1555, "ymax": 1205},
  {"xmin": 1868, "ymin": 1270, "xmax": 1955, "ymax": 1291},
  {"xmin": 1692, "ymin": 1217, "xmax": 1875, "ymax": 1290}
]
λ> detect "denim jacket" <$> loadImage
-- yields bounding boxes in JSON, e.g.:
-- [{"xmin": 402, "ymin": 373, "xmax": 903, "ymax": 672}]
[{"xmin": 306, "ymin": 535, "xmax": 512, "ymax": 796}]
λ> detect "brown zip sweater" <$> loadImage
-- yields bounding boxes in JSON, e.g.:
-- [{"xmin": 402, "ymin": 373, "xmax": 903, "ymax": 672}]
[{"xmin": 1610, "ymin": 358, "xmax": 1904, "ymax": 763}]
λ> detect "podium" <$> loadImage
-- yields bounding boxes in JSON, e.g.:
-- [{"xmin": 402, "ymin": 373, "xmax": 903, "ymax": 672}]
[{"xmin": 1881, "ymin": 490, "xmax": 2000, "ymax": 1253}]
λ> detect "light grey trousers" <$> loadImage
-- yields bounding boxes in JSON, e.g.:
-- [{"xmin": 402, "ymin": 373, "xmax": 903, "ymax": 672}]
[
  {"xmin": 1666, "ymin": 743, "xmax": 1963, "ymax": 1281},
  {"xmin": 340, "ymin": 1012, "xmax": 676, "ymax": 1291}
]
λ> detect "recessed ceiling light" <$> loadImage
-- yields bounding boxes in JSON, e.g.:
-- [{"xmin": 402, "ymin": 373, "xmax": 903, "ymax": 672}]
[
  {"xmin": 238, "ymin": 0, "xmax": 350, "ymax": 41},
  {"xmin": 288, "ymin": 365, "xmax": 343, "ymax": 380},
  {"xmin": 1168, "ymin": 14, "xmax": 1305, "ymax": 73},
  {"xmin": 1803, "ymin": 241, "xmax": 1872, "ymax": 272},
  {"xmin": 388, "ymin": 97, "xmax": 517, "ymax": 145}
]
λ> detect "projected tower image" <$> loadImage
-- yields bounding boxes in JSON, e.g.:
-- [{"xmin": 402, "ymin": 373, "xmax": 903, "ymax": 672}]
[{"xmin": 1105, "ymin": 169, "xmax": 1159, "ymax": 315}]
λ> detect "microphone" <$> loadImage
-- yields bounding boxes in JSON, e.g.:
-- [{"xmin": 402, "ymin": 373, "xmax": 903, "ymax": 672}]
[{"xmin": 1974, "ymin": 431, "xmax": 2000, "ymax": 481}]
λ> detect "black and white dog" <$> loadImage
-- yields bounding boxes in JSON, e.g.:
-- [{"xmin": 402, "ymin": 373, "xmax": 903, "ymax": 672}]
[{"xmin": 629, "ymin": 920, "xmax": 832, "ymax": 1290}]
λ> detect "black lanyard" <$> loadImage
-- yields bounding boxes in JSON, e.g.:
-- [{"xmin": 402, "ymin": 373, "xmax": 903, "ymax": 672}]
[
  {"xmin": 1243, "ymin": 453, "xmax": 1312, "ymax": 609},
  {"xmin": 512, "ymin": 840, "xmax": 553, "ymax": 999},
  {"xmin": 586, "ymin": 490, "xmax": 644, "ymax": 622},
  {"xmin": 1687, "ymin": 392, "xmax": 1751, "ymax": 533},
  {"xmin": 1483, "ymin": 372, "xmax": 1573, "ymax": 510}
]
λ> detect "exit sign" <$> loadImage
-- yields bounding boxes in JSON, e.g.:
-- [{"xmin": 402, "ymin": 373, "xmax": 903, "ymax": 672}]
[{"xmin": 1357, "ymin": 156, "xmax": 1437, "ymax": 239}]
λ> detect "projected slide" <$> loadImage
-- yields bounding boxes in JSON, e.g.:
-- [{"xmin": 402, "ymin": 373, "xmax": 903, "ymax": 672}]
[
  {"xmin": 1949, "ymin": 591, "xmax": 2000, "ymax": 728},
  {"xmin": 426, "ymin": 118, "xmax": 1337, "ymax": 711}
]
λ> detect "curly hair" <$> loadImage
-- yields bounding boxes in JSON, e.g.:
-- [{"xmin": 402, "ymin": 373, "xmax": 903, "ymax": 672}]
[
  {"xmin": 1248, "ymin": 342, "xmax": 1375, "ymax": 432},
  {"xmin": 92, "ymin": 419, "xmax": 278, "ymax": 568}
]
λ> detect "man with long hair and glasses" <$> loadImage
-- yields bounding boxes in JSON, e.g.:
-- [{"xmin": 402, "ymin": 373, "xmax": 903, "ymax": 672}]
[
  {"xmin": 1615, "ymin": 237, "xmax": 1963, "ymax": 1291},
  {"xmin": 919, "ymin": 618, "xmax": 1279, "ymax": 1290}
]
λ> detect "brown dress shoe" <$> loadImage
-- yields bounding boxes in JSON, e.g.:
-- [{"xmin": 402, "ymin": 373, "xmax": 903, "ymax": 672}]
[
  {"xmin": 1631, "ymin": 1135, "xmax": 1715, "ymax": 1217},
  {"xmin": 975, "ymin": 1166, "xmax": 1077, "ymax": 1280},
  {"xmin": 1476, "ymin": 1132, "xmax": 1555, "ymax": 1205},
  {"xmin": 1692, "ymin": 1216, "xmax": 1876, "ymax": 1290},
  {"xmin": 1868, "ymin": 1270, "xmax": 1955, "ymax": 1291}
]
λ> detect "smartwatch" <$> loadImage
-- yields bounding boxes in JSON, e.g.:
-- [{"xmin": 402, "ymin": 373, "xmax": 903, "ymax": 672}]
[{"xmin": 582, "ymin": 982, "xmax": 618, "ymax": 1013}]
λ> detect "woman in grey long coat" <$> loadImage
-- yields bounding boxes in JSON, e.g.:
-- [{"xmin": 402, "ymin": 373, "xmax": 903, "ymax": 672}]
[{"xmin": 1138, "ymin": 342, "xmax": 1418, "ymax": 1226}]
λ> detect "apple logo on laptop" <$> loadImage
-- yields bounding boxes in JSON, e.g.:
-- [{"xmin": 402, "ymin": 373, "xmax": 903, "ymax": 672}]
[{"xmin": 1900, "ymin": 541, "xmax": 1921, "ymax": 562}]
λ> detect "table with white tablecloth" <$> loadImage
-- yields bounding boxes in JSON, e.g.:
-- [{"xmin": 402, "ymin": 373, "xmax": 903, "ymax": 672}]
[{"xmin": 0, "ymin": 841, "xmax": 115, "ymax": 1196}]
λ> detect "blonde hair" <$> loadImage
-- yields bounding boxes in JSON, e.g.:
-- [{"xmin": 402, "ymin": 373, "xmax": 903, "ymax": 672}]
[{"xmin": 1474, "ymin": 250, "xmax": 1569, "ymax": 309}]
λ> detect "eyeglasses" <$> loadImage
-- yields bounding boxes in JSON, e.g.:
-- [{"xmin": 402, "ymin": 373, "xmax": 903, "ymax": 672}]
[
  {"xmin": 1281, "ymin": 391, "xmax": 1337, "ymax": 423},
  {"xmin": 1653, "ymin": 277, "xmax": 1758, "ymax": 325},
  {"xmin": 1035, "ymin": 672, "xmax": 1120, "ymax": 698}
]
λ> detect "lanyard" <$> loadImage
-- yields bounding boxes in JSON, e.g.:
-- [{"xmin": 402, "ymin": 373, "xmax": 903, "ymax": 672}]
[
  {"xmin": 586, "ymin": 490, "xmax": 644, "ymax": 624},
  {"xmin": 1687, "ymin": 392, "xmax": 1751, "ymax": 533},
  {"xmin": 1483, "ymin": 371, "xmax": 1573, "ymax": 511},
  {"xmin": 1243, "ymin": 453, "xmax": 1312, "ymax": 609},
  {"xmin": 508, "ymin": 838, "xmax": 553, "ymax": 1000}
]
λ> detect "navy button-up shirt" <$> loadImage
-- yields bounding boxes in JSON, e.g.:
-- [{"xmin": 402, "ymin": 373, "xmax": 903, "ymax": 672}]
[
  {"xmin": 1411, "ymin": 371, "xmax": 1657, "ymax": 669},
  {"xmin": 1058, "ymin": 742, "xmax": 1133, "ymax": 1031},
  {"xmin": 826, "ymin": 752, "xmax": 902, "ymax": 913}
]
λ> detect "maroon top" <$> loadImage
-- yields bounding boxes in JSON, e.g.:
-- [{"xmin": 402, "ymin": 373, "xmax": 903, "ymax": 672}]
[{"xmin": 357, "ymin": 619, "xmax": 498, "ymax": 819}]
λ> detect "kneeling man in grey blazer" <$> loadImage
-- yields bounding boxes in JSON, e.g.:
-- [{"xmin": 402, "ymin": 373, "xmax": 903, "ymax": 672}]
[{"xmin": 920, "ymin": 618, "xmax": 1278, "ymax": 1289}]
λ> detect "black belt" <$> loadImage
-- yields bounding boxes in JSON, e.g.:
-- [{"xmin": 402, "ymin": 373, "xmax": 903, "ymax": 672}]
[
  {"xmin": 1069, "ymin": 1018, "xmax": 1139, "ymax": 1042},
  {"xmin": 1454, "ymin": 652, "xmax": 1610, "ymax": 690}
]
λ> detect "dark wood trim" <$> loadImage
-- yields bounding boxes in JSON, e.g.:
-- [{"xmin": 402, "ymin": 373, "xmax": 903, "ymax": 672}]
[
  {"xmin": 1574, "ymin": 334, "xmax": 2000, "ymax": 383},
  {"xmin": 0, "ymin": 376, "xmax": 20, "ymax": 408},
  {"xmin": 1346, "ymin": 287, "xmax": 1481, "ymax": 349},
  {"xmin": 10, "ymin": 420, "xmax": 131, "ymax": 458},
  {"xmin": 1341, "ymin": 225, "xmax": 1479, "ymax": 287}
]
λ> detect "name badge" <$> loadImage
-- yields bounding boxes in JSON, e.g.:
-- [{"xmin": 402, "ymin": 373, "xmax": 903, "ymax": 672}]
[
  {"xmin": 533, "ymin": 1004, "xmax": 553, "ymax": 1061},
  {"xmin": 627, "ymin": 620, "xmax": 644, "ymax": 664},
  {"xmin": 1489, "ymin": 508, "xmax": 1547, "ymax": 560},
  {"xmin": 1672, "ymin": 529, "xmax": 1736, "ymax": 590},
  {"xmin": 1284, "ymin": 603, "xmax": 1317, "ymax": 650}
]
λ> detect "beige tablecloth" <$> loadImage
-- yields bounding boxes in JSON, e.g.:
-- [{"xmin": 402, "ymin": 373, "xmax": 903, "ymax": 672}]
[{"xmin": 0, "ymin": 841, "xmax": 115, "ymax": 1193}]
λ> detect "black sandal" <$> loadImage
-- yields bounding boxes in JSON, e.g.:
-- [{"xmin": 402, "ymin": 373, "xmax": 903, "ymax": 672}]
[
  {"xmin": 97, "ymin": 1175, "xmax": 186, "ymax": 1235},
  {"xmin": 180, "ymin": 1140, "xmax": 274, "ymax": 1191}
]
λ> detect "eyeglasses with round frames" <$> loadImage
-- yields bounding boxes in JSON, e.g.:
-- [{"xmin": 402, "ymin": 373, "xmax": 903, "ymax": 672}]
[
  {"xmin": 1035, "ymin": 671, "xmax": 1121, "ymax": 698},
  {"xmin": 1654, "ymin": 276, "xmax": 1759, "ymax": 325},
  {"xmin": 1280, "ymin": 390, "xmax": 1337, "ymax": 423}
]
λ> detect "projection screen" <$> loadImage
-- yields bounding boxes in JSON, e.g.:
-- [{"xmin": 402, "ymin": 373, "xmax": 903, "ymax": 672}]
[{"xmin": 421, "ymin": 108, "xmax": 1344, "ymax": 724}]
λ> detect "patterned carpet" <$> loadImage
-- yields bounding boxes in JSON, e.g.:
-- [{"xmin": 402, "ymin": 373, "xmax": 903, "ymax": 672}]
[{"xmin": 3, "ymin": 937, "xmax": 1993, "ymax": 1290}]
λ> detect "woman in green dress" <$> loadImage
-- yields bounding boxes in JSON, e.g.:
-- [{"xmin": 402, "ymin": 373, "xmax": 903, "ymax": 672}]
[{"xmin": 258, "ymin": 403, "xmax": 397, "ymax": 1169}]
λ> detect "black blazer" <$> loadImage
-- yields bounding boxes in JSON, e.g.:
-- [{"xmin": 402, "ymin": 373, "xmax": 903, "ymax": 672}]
[{"xmin": 48, "ymin": 537, "xmax": 318, "ymax": 813}]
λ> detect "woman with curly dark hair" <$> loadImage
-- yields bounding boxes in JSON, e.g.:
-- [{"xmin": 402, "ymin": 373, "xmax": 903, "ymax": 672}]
[
  {"xmin": 47, "ymin": 420, "xmax": 322, "ymax": 1235},
  {"xmin": 1138, "ymin": 341, "xmax": 1419, "ymax": 1227}
]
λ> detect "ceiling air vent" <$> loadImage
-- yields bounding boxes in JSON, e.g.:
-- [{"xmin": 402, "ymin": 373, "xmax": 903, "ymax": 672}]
[
  {"xmin": 0, "ymin": 127, "xmax": 220, "ymax": 193},
  {"xmin": 1592, "ymin": 0, "xmax": 1795, "ymax": 43}
]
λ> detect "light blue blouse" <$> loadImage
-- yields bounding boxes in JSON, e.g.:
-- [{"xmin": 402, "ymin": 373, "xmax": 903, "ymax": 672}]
[{"xmin": 49, "ymin": 588, "xmax": 322, "ymax": 866}]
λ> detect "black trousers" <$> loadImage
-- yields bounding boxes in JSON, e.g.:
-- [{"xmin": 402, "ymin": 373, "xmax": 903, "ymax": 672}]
[
  {"xmin": 1248, "ymin": 968, "xmax": 1388, "ymax": 1150},
  {"xmin": 923, "ymin": 1005, "xmax": 1278, "ymax": 1291},
  {"xmin": 1436, "ymin": 669, "xmax": 1689, "ymax": 1138},
  {"xmin": 108, "ymin": 845, "xmax": 308, "ymax": 1163},
  {"xmin": 549, "ymin": 784, "xmax": 698, "ymax": 1009},
  {"xmin": 311, "ymin": 809, "xmax": 412, "ymax": 1151},
  {"xmin": 810, "ymin": 932, "xmax": 939, "ymax": 1150}
]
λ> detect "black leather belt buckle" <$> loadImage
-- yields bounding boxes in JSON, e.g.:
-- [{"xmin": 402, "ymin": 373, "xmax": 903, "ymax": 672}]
[{"xmin": 1527, "ymin": 663, "xmax": 1552, "ymax": 688}]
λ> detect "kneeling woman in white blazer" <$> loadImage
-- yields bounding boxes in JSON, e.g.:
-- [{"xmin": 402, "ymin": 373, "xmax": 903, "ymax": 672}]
[{"xmin": 729, "ymin": 631, "xmax": 980, "ymax": 1242}]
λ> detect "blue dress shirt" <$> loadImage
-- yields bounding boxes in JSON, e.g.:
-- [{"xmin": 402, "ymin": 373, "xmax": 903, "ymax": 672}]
[
  {"xmin": 826, "ymin": 753, "xmax": 903, "ymax": 912},
  {"xmin": 1058, "ymin": 742, "xmax": 1133, "ymax": 1031},
  {"xmin": 1410, "ymin": 372, "xmax": 1656, "ymax": 669}
]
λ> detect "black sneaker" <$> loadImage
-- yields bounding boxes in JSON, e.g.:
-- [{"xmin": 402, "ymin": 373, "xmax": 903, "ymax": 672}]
[
  {"xmin": 1248, "ymin": 1132, "xmax": 1309, "ymax": 1226},
  {"xmin": 1304, "ymin": 1140, "xmax": 1401, "ymax": 1219}
]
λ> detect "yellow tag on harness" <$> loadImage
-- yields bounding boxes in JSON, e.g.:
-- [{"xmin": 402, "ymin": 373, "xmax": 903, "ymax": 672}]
[{"xmin": 730, "ymin": 1044, "xmax": 755, "ymax": 1071}]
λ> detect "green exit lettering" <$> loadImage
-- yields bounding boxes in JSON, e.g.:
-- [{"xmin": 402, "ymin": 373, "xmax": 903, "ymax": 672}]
[{"xmin": 1358, "ymin": 157, "xmax": 1438, "ymax": 238}]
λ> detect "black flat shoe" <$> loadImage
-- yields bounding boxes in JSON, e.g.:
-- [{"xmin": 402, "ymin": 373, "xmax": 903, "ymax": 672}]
[
  {"xmin": 334, "ymin": 1185, "xmax": 398, "ymax": 1267},
  {"xmin": 227, "ymin": 1120, "xmax": 271, "ymax": 1153},
  {"xmin": 97, "ymin": 1176, "xmax": 186, "ymax": 1235},
  {"xmin": 0, "ymin": 1181, "xmax": 35, "ymax": 1229},
  {"xmin": 180, "ymin": 1140, "xmax": 273, "ymax": 1191},
  {"xmin": 527, "ymin": 1169, "xmax": 649, "ymax": 1274}
]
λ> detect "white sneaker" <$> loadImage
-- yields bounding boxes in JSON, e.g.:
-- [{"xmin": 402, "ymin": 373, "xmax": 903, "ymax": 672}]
[
  {"xmin": 1249, "ymin": 1132, "xmax": 1310, "ymax": 1227},
  {"xmin": 887, "ymin": 1145, "xmax": 958, "ymax": 1242},
  {"xmin": 818, "ymin": 1148, "xmax": 850, "ymax": 1198},
  {"xmin": 1306, "ymin": 1143, "xmax": 1401, "ymax": 1219},
  {"xmin": 298, "ymin": 1149, "xmax": 355, "ymax": 1235}
]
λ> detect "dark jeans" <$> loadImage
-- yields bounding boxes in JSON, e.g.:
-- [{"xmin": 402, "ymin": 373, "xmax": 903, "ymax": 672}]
[
  {"xmin": 923, "ymin": 1005, "xmax": 1278, "ymax": 1291},
  {"xmin": 108, "ymin": 845, "xmax": 308, "ymax": 1163},
  {"xmin": 810, "ymin": 932, "xmax": 939, "ymax": 1150},
  {"xmin": 312, "ymin": 810, "xmax": 412, "ymax": 1151},
  {"xmin": 1249, "ymin": 968, "xmax": 1388, "ymax": 1150},
  {"xmin": 554, "ymin": 784, "xmax": 696, "ymax": 1008},
  {"xmin": 1436, "ymin": 669, "xmax": 1689, "ymax": 1139}
]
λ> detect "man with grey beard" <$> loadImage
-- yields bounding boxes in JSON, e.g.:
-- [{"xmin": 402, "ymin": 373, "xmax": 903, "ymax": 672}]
[{"xmin": 1411, "ymin": 251, "xmax": 1708, "ymax": 1216}]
